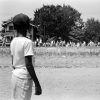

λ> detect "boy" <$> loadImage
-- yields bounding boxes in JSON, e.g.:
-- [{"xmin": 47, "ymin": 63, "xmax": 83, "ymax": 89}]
[{"xmin": 10, "ymin": 13, "xmax": 42, "ymax": 100}]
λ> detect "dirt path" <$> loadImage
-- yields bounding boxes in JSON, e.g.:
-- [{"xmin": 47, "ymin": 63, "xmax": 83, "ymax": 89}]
[{"xmin": 0, "ymin": 67, "xmax": 100, "ymax": 100}]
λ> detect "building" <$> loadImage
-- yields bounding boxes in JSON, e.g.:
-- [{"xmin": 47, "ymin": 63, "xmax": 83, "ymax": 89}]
[
  {"xmin": 1, "ymin": 18, "xmax": 15, "ymax": 42},
  {"xmin": 1, "ymin": 18, "xmax": 38, "ymax": 43}
]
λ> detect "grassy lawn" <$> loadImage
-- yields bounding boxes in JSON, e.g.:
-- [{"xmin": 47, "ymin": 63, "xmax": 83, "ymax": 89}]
[
  {"xmin": 0, "ymin": 47, "xmax": 100, "ymax": 68},
  {"xmin": 0, "ymin": 47, "xmax": 100, "ymax": 100}
]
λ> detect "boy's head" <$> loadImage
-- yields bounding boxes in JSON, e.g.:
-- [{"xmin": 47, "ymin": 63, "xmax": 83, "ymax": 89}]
[{"xmin": 13, "ymin": 13, "xmax": 30, "ymax": 35}]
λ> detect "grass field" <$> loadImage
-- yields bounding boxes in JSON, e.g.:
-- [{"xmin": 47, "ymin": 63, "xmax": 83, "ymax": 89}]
[
  {"xmin": 0, "ymin": 47, "xmax": 100, "ymax": 100},
  {"xmin": 0, "ymin": 47, "xmax": 100, "ymax": 68}
]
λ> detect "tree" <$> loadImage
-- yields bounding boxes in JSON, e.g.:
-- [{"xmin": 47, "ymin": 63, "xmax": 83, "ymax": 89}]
[
  {"xmin": 84, "ymin": 18, "xmax": 100, "ymax": 43},
  {"xmin": 33, "ymin": 4, "xmax": 81, "ymax": 42},
  {"xmin": 69, "ymin": 19, "xmax": 85, "ymax": 43}
]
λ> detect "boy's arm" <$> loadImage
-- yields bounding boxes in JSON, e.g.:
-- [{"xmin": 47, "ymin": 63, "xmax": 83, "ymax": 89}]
[
  {"xmin": 11, "ymin": 55, "xmax": 15, "ymax": 69},
  {"xmin": 12, "ymin": 55, "xmax": 13, "ymax": 65},
  {"xmin": 25, "ymin": 56, "xmax": 42, "ymax": 95}
]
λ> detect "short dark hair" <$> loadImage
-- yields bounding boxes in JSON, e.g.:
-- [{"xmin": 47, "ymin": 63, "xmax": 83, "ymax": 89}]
[{"xmin": 13, "ymin": 13, "xmax": 30, "ymax": 31}]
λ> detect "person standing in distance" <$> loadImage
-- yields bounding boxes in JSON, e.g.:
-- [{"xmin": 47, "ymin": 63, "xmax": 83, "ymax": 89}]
[{"xmin": 10, "ymin": 13, "xmax": 42, "ymax": 100}]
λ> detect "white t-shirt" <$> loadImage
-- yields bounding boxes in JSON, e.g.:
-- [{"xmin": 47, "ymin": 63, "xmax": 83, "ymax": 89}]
[{"xmin": 10, "ymin": 37, "xmax": 34, "ymax": 79}]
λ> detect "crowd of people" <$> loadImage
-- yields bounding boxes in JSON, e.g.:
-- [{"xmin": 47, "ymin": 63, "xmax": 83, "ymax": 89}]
[
  {"xmin": 0, "ymin": 35, "xmax": 100, "ymax": 48},
  {"xmin": 33, "ymin": 38, "xmax": 100, "ymax": 47}
]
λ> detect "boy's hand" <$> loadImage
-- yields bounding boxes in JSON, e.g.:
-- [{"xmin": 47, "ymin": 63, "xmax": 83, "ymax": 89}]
[{"xmin": 35, "ymin": 84, "xmax": 42, "ymax": 95}]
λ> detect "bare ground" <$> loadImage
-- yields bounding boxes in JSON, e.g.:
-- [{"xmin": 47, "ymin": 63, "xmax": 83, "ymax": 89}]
[{"xmin": 0, "ymin": 51, "xmax": 100, "ymax": 100}]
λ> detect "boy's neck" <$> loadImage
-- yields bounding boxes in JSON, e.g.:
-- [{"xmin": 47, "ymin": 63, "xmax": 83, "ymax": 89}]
[{"xmin": 17, "ymin": 33, "xmax": 26, "ymax": 37}]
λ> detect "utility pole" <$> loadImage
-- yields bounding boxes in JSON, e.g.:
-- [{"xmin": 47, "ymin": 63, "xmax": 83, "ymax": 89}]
[{"xmin": 44, "ymin": 25, "xmax": 46, "ymax": 43}]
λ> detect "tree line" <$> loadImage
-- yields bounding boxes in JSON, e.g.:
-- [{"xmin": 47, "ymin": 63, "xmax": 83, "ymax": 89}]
[{"xmin": 33, "ymin": 4, "xmax": 100, "ymax": 44}]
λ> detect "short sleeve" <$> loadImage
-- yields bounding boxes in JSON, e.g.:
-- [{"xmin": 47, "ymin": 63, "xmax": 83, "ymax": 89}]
[{"xmin": 24, "ymin": 40, "xmax": 34, "ymax": 56}]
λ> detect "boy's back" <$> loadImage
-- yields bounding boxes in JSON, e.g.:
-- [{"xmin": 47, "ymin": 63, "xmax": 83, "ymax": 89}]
[{"xmin": 11, "ymin": 37, "xmax": 34, "ymax": 79}]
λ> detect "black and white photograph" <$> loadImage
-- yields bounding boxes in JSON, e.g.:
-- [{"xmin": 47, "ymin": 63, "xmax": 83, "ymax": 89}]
[{"xmin": 0, "ymin": 0, "xmax": 100, "ymax": 100}]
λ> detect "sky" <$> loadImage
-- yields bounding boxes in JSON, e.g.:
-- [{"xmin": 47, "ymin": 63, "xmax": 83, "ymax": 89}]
[{"xmin": 0, "ymin": 0, "xmax": 100, "ymax": 29}]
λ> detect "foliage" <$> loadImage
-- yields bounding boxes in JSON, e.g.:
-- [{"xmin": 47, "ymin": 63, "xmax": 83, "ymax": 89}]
[
  {"xmin": 69, "ymin": 19, "xmax": 85, "ymax": 42},
  {"xmin": 33, "ymin": 4, "xmax": 81, "ymax": 42},
  {"xmin": 84, "ymin": 18, "xmax": 100, "ymax": 43}
]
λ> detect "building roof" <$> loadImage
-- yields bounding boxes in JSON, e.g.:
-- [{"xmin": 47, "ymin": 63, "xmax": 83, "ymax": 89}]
[{"xmin": 2, "ymin": 18, "xmax": 13, "ymax": 27}]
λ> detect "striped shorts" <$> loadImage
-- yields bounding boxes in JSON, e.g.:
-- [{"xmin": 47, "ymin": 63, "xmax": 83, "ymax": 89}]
[{"xmin": 11, "ymin": 74, "xmax": 33, "ymax": 100}]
